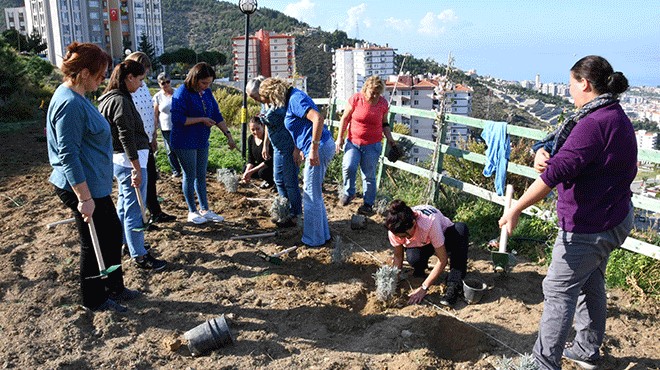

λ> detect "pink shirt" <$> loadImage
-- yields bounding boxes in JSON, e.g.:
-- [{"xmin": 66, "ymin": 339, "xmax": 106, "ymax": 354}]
[
  {"xmin": 388, "ymin": 205, "xmax": 454, "ymax": 249},
  {"xmin": 346, "ymin": 93, "xmax": 389, "ymax": 146}
]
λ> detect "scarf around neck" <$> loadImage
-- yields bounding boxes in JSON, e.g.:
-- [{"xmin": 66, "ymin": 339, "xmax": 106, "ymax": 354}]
[{"xmin": 543, "ymin": 93, "xmax": 617, "ymax": 156}]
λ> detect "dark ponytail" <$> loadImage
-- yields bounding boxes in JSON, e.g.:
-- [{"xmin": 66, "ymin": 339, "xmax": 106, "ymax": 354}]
[
  {"xmin": 103, "ymin": 60, "xmax": 145, "ymax": 94},
  {"xmin": 385, "ymin": 200, "xmax": 415, "ymax": 233},
  {"xmin": 571, "ymin": 55, "xmax": 628, "ymax": 96}
]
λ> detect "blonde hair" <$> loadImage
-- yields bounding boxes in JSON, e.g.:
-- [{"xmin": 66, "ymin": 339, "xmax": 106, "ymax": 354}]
[
  {"xmin": 259, "ymin": 77, "xmax": 291, "ymax": 108},
  {"xmin": 361, "ymin": 75, "xmax": 385, "ymax": 96}
]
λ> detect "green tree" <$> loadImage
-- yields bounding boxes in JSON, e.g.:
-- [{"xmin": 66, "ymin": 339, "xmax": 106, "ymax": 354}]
[
  {"xmin": 23, "ymin": 54, "xmax": 54, "ymax": 86},
  {"xmin": 1, "ymin": 29, "xmax": 28, "ymax": 52},
  {"xmin": 25, "ymin": 29, "xmax": 47, "ymax": 54},
  {"xmin": 138, "ymin": 32, "xmax": 161, "ymax": 72},
  {"xmin": 198, "ymin": 50, "xmax": 226, "ymax": 67},
  {"xmin": 0, "ymin": 37, "xmax": 27, "ymax": 100}
]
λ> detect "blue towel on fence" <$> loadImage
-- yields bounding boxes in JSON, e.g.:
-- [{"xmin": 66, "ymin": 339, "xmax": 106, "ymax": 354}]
[{"xmin": 481, "ymin": 121, "xmax": 510, "ymax": 196}]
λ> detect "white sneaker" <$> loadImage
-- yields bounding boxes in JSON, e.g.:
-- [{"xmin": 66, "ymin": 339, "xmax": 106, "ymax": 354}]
[
  {"xmin": 187, "ymin": 212, "xmax": 208, "ymax": 224},
  {"xmin": 201, "ymin": 210, "xmax": 224, "ymax": 223}
]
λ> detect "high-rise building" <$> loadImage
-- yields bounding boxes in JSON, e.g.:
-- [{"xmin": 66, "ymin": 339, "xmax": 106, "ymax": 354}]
[
  {"xmin": 24, "ymin": 0, "xmax": 163, "ymax": 67},
  {"xmin": 4, "ymin": 7, "xmax": 27, "ymax": 35},
  {"xmin": 333, "ymin": 43, "xmax": 395, "ymax": 102},
  {"xmin": 232, "ymin": 29, "xmax": 301, "ymax": 86},
  {"xmin": 382, "ymin": 75, "xmax": 473, "ymax": 163}
]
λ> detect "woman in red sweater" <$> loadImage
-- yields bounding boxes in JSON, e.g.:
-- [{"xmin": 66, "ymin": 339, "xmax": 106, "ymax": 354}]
[{"xmin": 335, "ymin": 76, "xmax": 397, "ymax": 215}]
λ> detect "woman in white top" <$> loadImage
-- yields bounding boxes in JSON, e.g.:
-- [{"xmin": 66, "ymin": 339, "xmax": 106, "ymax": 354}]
[{"xmin": 153, "ymin": 72, "xmax": 182, "ymax": 177}]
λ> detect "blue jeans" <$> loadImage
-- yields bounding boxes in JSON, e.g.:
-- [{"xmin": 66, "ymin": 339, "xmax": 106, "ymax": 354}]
[
  {"xmin": 174, "ymin": 147, "xmax": 209, "ymax": 213},
  {"xmin": 302, "ymin": 140, "xmax": 335, "ymax": 246},
  {"xmin": 341, "ymin": 139, "xmax": 382, "ymax": 206},
  {"xmin": 273, "ymin": 147, "xmax": 302, "ymax": 217},
  {"xmin": 162, "ymin": 130, "xmax": 181, "ymax": 176},
  {"xmin": 533, "ymin": 208, "xmax": 633, "ymax": 370},
  {"xmin": 113, "ymin": 165, "xmax": 148, "ymax": 258}
]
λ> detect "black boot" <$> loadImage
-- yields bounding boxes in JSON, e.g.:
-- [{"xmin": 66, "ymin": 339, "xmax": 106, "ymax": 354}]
[{"xmin": 439, "ymin": 281, "xmax": 462, "ymax": 306}]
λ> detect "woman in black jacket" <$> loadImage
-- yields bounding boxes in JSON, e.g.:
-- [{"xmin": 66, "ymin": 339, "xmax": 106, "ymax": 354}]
[{"xmin": 98, "ymin": 60, "xmax": 167, "ymax": 271}]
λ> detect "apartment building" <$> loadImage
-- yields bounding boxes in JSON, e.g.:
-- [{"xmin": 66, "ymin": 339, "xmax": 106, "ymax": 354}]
[
  {"xmin": 333, "ymin": 43, "xmax": 395, "ymax": 102},
  {"xmin": 232, "ymin": 29, "xmax": 305, "ymax": 89},
  {"xmin": 636, "ymin": 130, "xmax": 658, "ymax": 151},
  {"xmin": 381, "ymin": 76, "xmax": 473, "ymax": 163},
  {"xmin": 24, "ymin": 0, "xmax": 163, "ymax": 66},
  {"xmin": 4, "ymin": 7, "xmax": 27, "ymax": 35}
]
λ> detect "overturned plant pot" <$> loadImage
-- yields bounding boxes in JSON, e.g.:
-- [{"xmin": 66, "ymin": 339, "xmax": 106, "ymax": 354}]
[
  {"xmin": 350, "ymin": 214, "xmax": 366, "ymax": 230},
  {"xmin": 184, "ymin": 314, "xmax": 234, "ymax": 356}
]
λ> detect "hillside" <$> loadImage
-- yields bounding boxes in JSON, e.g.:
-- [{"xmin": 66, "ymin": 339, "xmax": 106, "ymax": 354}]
[{"xmin": 161, "ymin": 0, "xmax": 345, "ymax": 97}]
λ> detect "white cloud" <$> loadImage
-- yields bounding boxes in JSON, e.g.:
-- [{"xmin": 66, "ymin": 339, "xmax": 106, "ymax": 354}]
[
  {"xmin": 384, "ymin": 17, "xmax": 412, "ymax": 32},
  {"xmin": 438, "ymin": 9, "xmax": 458, "ymax": 22},
  {"xmin": 283, "ymin": 0, "xmax": 316, "ymax": 24},
  {"xmin": 343, "ymin": 3, "xmax": 371, "ymax": 37},
  {"xmin": 417, "ymin": 9, "xmax": 457, "ymax": 36}
]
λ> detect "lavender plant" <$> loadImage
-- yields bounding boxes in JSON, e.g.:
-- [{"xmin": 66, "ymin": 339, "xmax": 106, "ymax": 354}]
[
  {"xmin": 217, "ymin": 168, "xmax": 239, "ymax": 193},
  {"xmin": 331, "ymin": 236, "xmax": 351, "ymax": 264},
  {"xmin": 373, "ymin": 265, "xmax": 400, "ymax": 303},
  {"xmin": 270, "ymin": 195, "xmax": 290, "ymax": 223}
]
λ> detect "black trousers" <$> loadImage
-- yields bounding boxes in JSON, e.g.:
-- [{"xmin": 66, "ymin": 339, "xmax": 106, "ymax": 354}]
[
  {"xmin": 405, "ymin": 222, "xmax": 469, "ymax": 283},
  {"xmin": 55, "ymin": 187, "xmax": 125, "ymax": 309},
  {"xmin": 250, "ymin": 165, "xmax": 275, "ymax": 187},
  {"xmin": 146, "ymin": 149, "xmax": 162, "ymax": 216}
]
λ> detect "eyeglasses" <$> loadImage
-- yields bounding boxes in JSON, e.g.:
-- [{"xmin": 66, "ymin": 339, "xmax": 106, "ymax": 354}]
[{"xmin": 160, "ymin": 80, "xmax": 171, "ymax": 85}]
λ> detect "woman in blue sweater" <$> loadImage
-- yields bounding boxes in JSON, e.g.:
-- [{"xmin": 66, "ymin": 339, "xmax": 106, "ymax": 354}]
[
  {"xmin": 47, "ymin": 42, "xmax": 137, "ymax": 313},
  {"xmin": 259, "ymin": 78, "xmax": 335, "ymax": 247},
  {"xmin": 170, "ymin": 63, "xmax": 236, "ymax": 224},
  {"xmin": 500, "ymin": 56, "xmax": 636, "ymax": 370}
]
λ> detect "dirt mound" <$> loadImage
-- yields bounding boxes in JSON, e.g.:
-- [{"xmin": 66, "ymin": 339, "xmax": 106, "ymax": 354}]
[{"xmin": 1, "ymin": 123, "xmax": 658, "ymax": 369}]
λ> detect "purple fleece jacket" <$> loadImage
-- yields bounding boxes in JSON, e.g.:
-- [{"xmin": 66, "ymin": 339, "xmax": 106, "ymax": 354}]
[{"xmin": 541, "ymin": 102, "xmax": 637, "ymax": 233}]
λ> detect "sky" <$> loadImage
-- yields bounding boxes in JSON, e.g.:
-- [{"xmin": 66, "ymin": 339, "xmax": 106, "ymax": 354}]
[{"xmin": 259, "ymin": 0, "xmax": 660, "ymax": 87}]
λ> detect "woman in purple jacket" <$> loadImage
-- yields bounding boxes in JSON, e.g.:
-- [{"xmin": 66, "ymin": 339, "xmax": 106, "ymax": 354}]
[{"xmin": 499, "ymin": 56, "xmax": 636, "ymax": 370}]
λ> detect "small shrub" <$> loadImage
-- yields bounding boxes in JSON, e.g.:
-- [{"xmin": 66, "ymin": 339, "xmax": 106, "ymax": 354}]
[
  {"xmin": 373, "ymin": 195, "xmax": 391, "ymax": 216},
  {"xmin": 216, "ymin": 168, "xmax": 238, "ymax": 193},
  {"xmin": 373, "ymin": 265, "xmax": 400, "ymax": 303},
  {"xmin": 494, "ymin": 353, "xmax": 538, "ymax": 370},
  {"xmin": 331, "ymin": 235, "xmax": 351, "ymax": 264},
  {"xmin": 269, "ymin": 195, "xmax": 290, "ymax": 223}
]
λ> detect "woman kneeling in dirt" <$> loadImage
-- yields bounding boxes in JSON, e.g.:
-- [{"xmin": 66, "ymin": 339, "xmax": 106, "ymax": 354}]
[
  {"xmin": 47, "ymin": 42, "xmax": 139, "ymax": 313},
  {"xmin": 385, "ymin": 200, "xmax": 469, "ymax": 306}
]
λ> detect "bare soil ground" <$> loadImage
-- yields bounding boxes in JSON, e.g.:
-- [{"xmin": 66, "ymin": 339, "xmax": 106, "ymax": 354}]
[{"xmin": 1, "ymin": 123, "xmax": 658, "ymax": 369}]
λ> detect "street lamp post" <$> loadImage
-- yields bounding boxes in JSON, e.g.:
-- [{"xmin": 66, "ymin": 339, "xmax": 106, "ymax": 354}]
[{"xmin": 239, "ymin": 0, "xmax": 257, "ymax": 160}]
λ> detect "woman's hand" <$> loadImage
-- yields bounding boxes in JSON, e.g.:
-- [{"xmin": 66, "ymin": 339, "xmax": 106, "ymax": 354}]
[
  {"xmin": 534, "ymin": 148, "xmax": 550, "ymax": 173},
  {"xmin": 201, "ymin": 117, "xmax": 216, "ymax": 127},
  {"xmin": 407, "ymin": 287, "xmax": 427, "ymax": 305},
  {"xmin": 226, "ymin": 135, "xmax": 237, "ymax": 150},
  {"xmin": 241, "ymin": 171, "xmax": 252, "ymax": 183},
  {"xmin": 262, "ymin": 147, "xmax": 271, "ymax": 161},
  {"xmin": 308, "ymin": 147, "xmax": 320, "ymax": 166},
  {"xmin": 335, "ymin": 138, "xmax": 344, "ymax": 154},
  {"xmin": 131, "ymin": 168, "xmax": 142, "ymax": 188},
  {"xmin": 293, "ymin": 148, "xmax": 303, "ymax": 166},
  {"xmin": 498, "ymin": 208, "xmax": 520, "ymax": 236},
  {"xmin": 77, "ymin": 199, "xmax": 95, "ymax": 223}
]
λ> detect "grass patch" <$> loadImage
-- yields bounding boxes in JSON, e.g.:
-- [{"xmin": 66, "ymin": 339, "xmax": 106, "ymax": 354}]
[{"xmin": 0, "ymin": 118, "xmax": 42, "ymax": 134}]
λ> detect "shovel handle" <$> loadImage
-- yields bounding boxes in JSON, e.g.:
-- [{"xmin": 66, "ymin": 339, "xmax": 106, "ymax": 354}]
[
  {"xmin": 88, "ymin": 219, "xmax": 107, "ymax": 273},
  {"xmin": 499, "ymin": 185, "xmax": 514, "ymax": 253},
  {"xmin": 271, "ymin": 246, "xmax": 298, "ymax": 258},
  {"xmin": 230, "ymin": 231, "xmax": 278, "ymax": 240},
  {"xmin": 133, "ymin": 177, "xmax": 149, "ymax": 224},
  {"xmin": 46, "ymin": 217, "xmax": 76, "ymax": 229}
]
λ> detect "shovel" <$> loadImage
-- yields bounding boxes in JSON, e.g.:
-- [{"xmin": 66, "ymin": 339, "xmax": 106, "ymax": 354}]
[
  {"xmin": 132, "ymin": 171, "xmax": 152, "ymax": 232},
  {"xmin": 46, "ymin": 217, "xmax": 75, "ymax": 229},
  {"xmin": 256, "ymin": 246, "xmax": 298, "ymax": 265},
  {"xmin": 86, "ymin": 219, "xmax": 121, "ymax": 279},
  {"xmin": 492, "ymin": 184, "xmax": 515, "ymax": 273}
]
